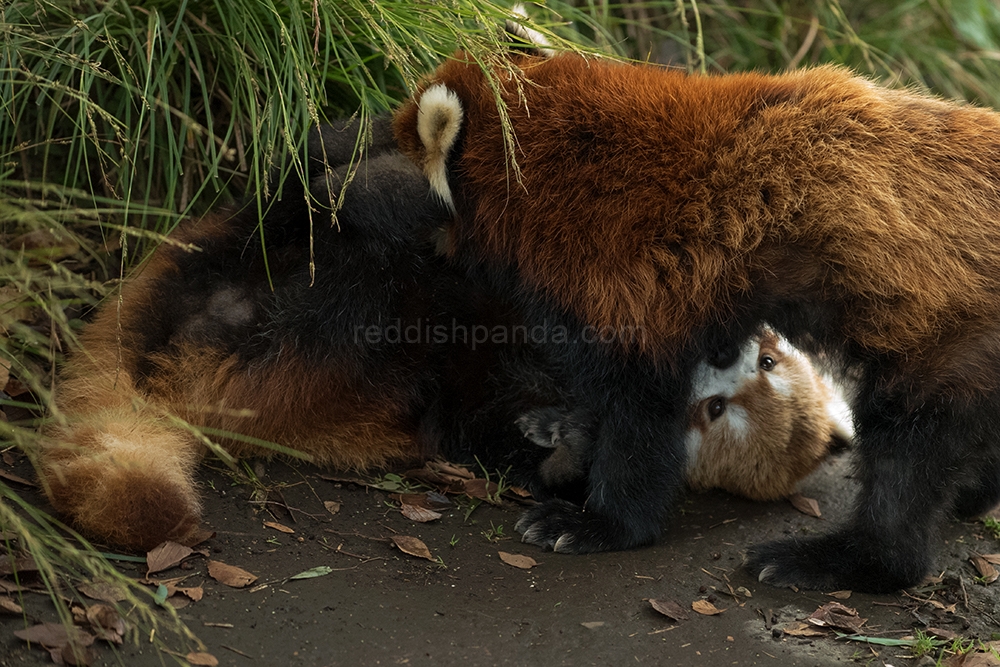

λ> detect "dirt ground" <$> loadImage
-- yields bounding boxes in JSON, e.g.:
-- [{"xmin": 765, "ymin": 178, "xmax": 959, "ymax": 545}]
[{"xmin": 2, "ymin": 448, "xmax": 1000, "ymax": 667}]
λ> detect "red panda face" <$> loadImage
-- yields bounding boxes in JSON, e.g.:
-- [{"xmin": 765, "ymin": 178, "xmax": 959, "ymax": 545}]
[{"xmin": 685, "ymin": 330, "xmax": 852, "ymax": 500}]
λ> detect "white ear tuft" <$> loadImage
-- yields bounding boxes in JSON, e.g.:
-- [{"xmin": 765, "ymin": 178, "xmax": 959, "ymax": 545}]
[
  {"xmin": 507, "ymin": 4, "xmax": 555, "ymax": 58},
  {"xmin": 417, "ymin": 84, "xmax": 464, "ymax": 211}
]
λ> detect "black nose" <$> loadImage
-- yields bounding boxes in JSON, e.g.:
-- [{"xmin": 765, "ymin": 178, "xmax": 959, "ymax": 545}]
[{"xmin": 706, "ymin": 343, "xmax": 741, "ymax": 370}]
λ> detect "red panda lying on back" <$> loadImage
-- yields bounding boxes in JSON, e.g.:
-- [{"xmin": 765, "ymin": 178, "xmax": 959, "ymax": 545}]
[
  {"xmin": 684, "ymin": 329, "xmax": 851, "ymax": 500},
  {"xmin": 521, "ymin": 329, "xmax": 851, "ymax": 502},
  {"xmin": 393, "ymin": 50, "xmax": 1000, "ymax": 592}
]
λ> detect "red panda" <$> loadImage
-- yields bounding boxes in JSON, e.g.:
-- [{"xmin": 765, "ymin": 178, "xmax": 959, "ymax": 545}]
[
  {"xmin": 520, "ymin": 329, "xmax": 850, "ymax": 502},
  {"xmin": 393, "ymin": 52, "xmax": 1000, "ymax": 592},
  {"xmin": 38, "ymin": 117, "xmax": 854, "ymax": 555},
  {"xmin": 684, "ymin": 329, "xmax": 851, "ymax": 500}
]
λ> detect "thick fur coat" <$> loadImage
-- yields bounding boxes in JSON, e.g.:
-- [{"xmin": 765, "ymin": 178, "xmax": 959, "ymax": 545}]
[
  {"xmin": 40, "ymin": 116, "xmax": 849, "ymax": 552},
  {"xmin": 394, "ymin": 53, "xmax": 1000, "ymax": 592}
]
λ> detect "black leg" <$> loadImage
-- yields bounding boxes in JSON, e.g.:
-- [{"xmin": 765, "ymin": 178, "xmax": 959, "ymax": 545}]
[
  {"xmin": 516, "ymin": 349, "xmax": 690, "ymax": 553},
  {"xmin": 746, "ymin": 389, "xmax": 978, "ymax": 593},
  {"xmin": 951, "ymin": 445, "xmax": 1000, "ymax": 519}
]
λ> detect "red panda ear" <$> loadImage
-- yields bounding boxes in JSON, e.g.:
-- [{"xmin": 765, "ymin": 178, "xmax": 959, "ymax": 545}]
[
  {"xmin": 416, "ymin": 83, "xmax": 464, "ymax": 211},
  {"xmin": 506, "ymin": 4, "xmax": 555, "ymax": 58}
]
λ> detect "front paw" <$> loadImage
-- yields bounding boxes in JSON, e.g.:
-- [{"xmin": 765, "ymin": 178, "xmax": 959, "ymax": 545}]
[
  {"xmin": 515, "ymin": 498, "xmax": 659, "ymax": 554},
  {"xmin": 745, "ymin": 533, "xmax": 928, "ymax": 593}
]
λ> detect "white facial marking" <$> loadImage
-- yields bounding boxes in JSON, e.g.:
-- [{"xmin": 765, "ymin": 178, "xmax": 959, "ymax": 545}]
[{"xmin": 690, "ymin": 338, "xmax": 759, "ymax": 404}]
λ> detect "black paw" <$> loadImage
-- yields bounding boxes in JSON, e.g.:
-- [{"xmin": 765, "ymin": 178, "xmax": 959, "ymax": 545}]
[
  {"xmin": 515, "ymin": 498, "xmax": 658, "ymax": 554},
  {"xmin": 745, "ymin": 532, "xmax": 928, "ymax": 593}
]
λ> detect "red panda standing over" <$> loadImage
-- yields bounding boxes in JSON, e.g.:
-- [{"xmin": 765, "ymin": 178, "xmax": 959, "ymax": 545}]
[{"xmin": 393, "ymin": 53, "xmax": 1000, "ymax": 592}]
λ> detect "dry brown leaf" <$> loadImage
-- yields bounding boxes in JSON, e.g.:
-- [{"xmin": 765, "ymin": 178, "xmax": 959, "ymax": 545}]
[
  {"xmin": 827, "ymin": 590, "xmax": 852, "ymax": 600},
  {"xmin": 649, "ymin": 598, "xmax": 688, "ymax": 622},
  {"xmin": 0, "ymin": 555, "xmax": 39, "ymax": 576},
  {"xmin": 85, "ymin": 604, "xmax": 126, "ymax": 644},
  {"xmin": 263, "ymin": 521, "xmax": 294, "ymax": 534},
  {"xmin": 167, "ymin": 596, "xmax": 191, "ymax": 609},
  {"xmin": 980, "ymin": 553, "xmax": 1000, "ymax": 566},
  {"xmin": 391, "ymin": 536, "xmax": 435, "ymax": 561},
  {"xmin": 498, "ymin": 552, "xmax": 538, "ymax": 569},
  {"xmin": 806, "ymin": 602, "xmax": 866, "ymax": 633},
  {"xmin": 580, "ymin": 621, "xmax": 605, "ymax": 629},
  {"xmin": 926, "ymin": 627, "xmax": 959, "ymax": 640},
  {"xmin": 401, "ymin": 504, "xmax": 442, "ymax": 523},
  {"xmin": 943, "ymin": 652, "xmax": 1000, "ymax": 667},
  {"xmin": 425, "ymin": 460, "xmax": 474, "ymax": 480},
  {"xmin": 146, "ymin": 541, "xmax": 195, "ymax": 576},
  {"xmin": 14, "ymin": 622, "xmax": 96, "ymax": 651},
  {"xmin": 391, "ymin": 491, "xmax": 451, "ymax": 510},
  {"xmin": 176, "ymin": 586, "xmax": 204, "ymax": 602},
  {"xmin": 789, "ymin": 493, "xmax": 822, "ymax": 518},
  {"xmin": 185, "ymin": 652, "xmax": 220, "ymax": 666},
  {"xmin": 207, "ymin": 560, "xmax": 258, "ymax": 588},
  {"xmin": 0, "ymin": 596, "xmax": 22, "ymax": 614},
  {"xmin": 323, "ymin": 500, "xmax": 342, "ymax": 515},
  {"xmin": 781, "ymin": 621, "xmax": 827, "ymax": 637},
  {"xmin": 691, "ymin": 599, "xmax": 726, "ymax": 615},
  {"xmin": 970, "ymin": 555, "xmax": 999, "ymax": 584},
  {"xmin": 506, "ymin": 486, "xmax": 532, "ymax": 498},
  {"xmin": 178, "ymin": 527, "xmax": 216, "ymax": 548},
  {"xmin": 0, "ymin": 469, "xmax": 35, "ymax": 487},
  {"xmin": 77, "ymin": 581, "xmax": 128, "ymax": 603},
  {"xmin": 463, "ymin": 478, "xmax": 500, "ymax": 501}
]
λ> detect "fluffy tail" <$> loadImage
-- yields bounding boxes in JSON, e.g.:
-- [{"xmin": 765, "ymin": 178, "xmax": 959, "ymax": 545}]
[{"xmin": 40, "ymin": 318, "xmax": 204, "ymax": 552}]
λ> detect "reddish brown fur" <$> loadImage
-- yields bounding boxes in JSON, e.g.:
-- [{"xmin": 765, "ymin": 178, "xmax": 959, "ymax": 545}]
[
  {"xmin": 395, "ymin": 56, "xmax": 1000, "ymax": 400},
  {"xmin": 686, "ymin": 331, "xmax": 847, "ymax": 500},
  {"xmin": 42, "ymin": 215, "xmax": 420, "ymax": 551}
]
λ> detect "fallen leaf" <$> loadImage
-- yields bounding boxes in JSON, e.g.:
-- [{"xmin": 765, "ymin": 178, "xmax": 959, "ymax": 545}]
[
  {"xmin": 185, "ymin": 652, "xmax": 220, "ymax": 666},
  {"xmin": 323, "ymin": 501, "xmax": 342, "ymax": 515},
  {"xmin": 0, "ymin": 555, "xmax": 39, "ymax": 576},
  {"xmin": 391, "ymin": 536, "xmax": 435, "ymax": 561},
  {"xmin": 580, "ymin": 621, "xmax": 605, "ymax": 629},
  {"xmin": 806, "ymin": 602, "xmax": 866, "ymax": 633},
  {"xmin": 0, "ymin": 469, "xmax": 35, "ymax": 487},
  {"xmin": 401, "ymin": 504, "xmax": 442, "ymax": 523},
  {"xmin": 288, "ymin": 566, "xmax": 333, "ymax": 580},
  {"xmin": 827, "ymin": 590, "xmax": 852, "ymax": 600},
  {"xmin": 649, "ymin": 598, "xmax": 689, "ymax": 622},
  {"xmin": 789, "ymin": 493, "xmax": 822, "ymax": 518},
  {"xmin": 691, "ymin": 599, "xmax": 726, "ymax": 615},
  {"xmin": 263, "ymin": 521, "xmax": 294, "ymax": 534},
  {"xmin": 391, "ymin": 492, "xmax": 451, "ymax": 510},
  {"xmin": 77, "ymin": 580, "xmax": 128, "ymax": 603},
  {"xmin": 781, "ymin": 621, "xmax": 827, "ymax": 637},
  {"xmin": 13, "ymin": 622, "xmax": 95, "ymax": 658},
  {"xmin": 174, "ymin": 586, "xmax": 204, "ymax": 602},
  {"xmin": 0, "ymin": 596, "xmax": 22, "ymax": 614},
  {"xmin": 463, "ymin": 478, "xmax": 500, "ymax": 501},
  {"xmin": 506, "ymin": 486, "xmax": 532, "ymax": 498},
  {"xmin": 146, "ymin": 541, "xmax": 195, "ymax": 576},
  {"xmin": 943, "ymin": 652, "xmax": 1000, "ymax": 667},
  {"xmin": 425, "ymin": 460, "xmax": 474, "ymax": 480},
  {"xmin": 971, "ymin": 555, "xmax": 999, "ymax": 584},
  {"xmin": 981, "ymin": 553, "xmax": 1000, "ymax": 566},
  {"xmin": 207, "ymin": 560, "xmax": 257, "ymax": 588},
  {"xmin": 85, "ymin": 604, "xmax": 126, "ymax": 644},
  {"xmin": 926, "ymin": 627, "xmax": 959, "ymax": 640},
  {"xmin": 498, "ymin": 552, "xmax": 538, "ymax": 569},
  {"xmin": 178, "ymin": 527, "xmax": 215, "ymax": 548}
]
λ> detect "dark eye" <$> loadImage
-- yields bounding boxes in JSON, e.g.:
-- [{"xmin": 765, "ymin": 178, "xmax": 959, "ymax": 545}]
[
  {"xmin": 707, "ymin": 397, "xmax": 726, "ymax": 421},
  {"xmin": 759, "ymin": 355, "xmax": 776, "ymax": 371}
]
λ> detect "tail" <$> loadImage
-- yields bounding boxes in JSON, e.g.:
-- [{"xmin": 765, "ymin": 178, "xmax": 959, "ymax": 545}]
[{"xmin": 40, "ymin": 317, "xmax": 204, "ymax": 552}]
